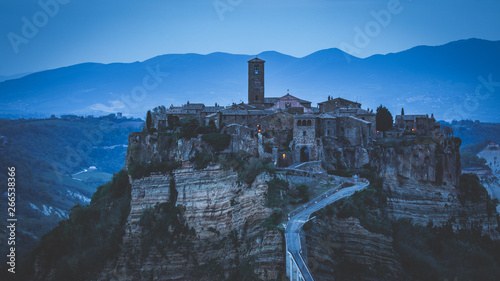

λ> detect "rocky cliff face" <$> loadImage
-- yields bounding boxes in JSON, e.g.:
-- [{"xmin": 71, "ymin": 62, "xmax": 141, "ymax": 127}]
[
  {"xmin": 371, "ymin": 136, "xmax": 498, "ymax": 236},
  {"xmin": 305, "ymin": 134, "xmax": 500, "ymax": 280},
  {"xmin": 371, "ymin": 136, "xmax": 462, "ymax": 187},
  {"xmin": 99, "ymin": 132, "xmax": 283, "ymax": 280},
  {"xmin": 305, "ymin": 217, "xmax": 404, "ymax": 281}
]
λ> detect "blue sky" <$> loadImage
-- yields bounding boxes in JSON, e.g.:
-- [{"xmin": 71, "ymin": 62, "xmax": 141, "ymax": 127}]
[{"xmin": 1, "ymin": 0, "xmax": 499, "ymax": 76}]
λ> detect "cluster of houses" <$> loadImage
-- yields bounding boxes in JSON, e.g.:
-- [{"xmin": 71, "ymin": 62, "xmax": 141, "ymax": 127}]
[{"xmin": 152, "ymin": 58, "xmax": 438, "ymax": 167}]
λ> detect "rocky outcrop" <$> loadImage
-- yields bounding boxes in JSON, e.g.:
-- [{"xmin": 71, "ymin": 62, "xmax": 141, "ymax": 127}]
[
  {"xmin": 385, "ymin": 180, "xmax": 499, "ymax": 238},
  {"xmin": 371, "ymin": 136, "xmax": 462, "ymax": 187},
  {"xmin": 304, "ymin": 134, "xmax": 499, "ymax": 281},
  {"xmin": 102, "ymin": 165, "xmax": 284, "ymax": 281},
  {"xmin": 372, "ymin": 136, "xmax": 498, "ymax": 236},
  {"xmin": 127, "ymin": 132, "xmax": 207, "ymax": 166},
  {"xmin": 305, "ymin": 217, "xmax": 404, "ymax": 281}
]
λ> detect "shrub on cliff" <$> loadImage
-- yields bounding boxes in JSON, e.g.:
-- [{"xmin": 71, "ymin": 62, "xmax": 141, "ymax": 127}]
[
  {"xmin": 138, "ymin": 203, "xmax": 195, "ymax": 257},
  {"xmin": 314, "ymin": 175, "xmax": 390, "ymax": 236},
  {"xmin": 201, "ymin": 133, "xmax": 231, "ymax": 151},
  {"xmin": 296, "ymin": 184, "xmax": 310, "ymax": 203},
  {"xmin": 237, "ymin": 157, "xmax": 275, "ymax": 185},
  {"xmin": 190, "ymin": 149, "xmax": 212, "ymax": 170},
  {"xmin": 262, "ymin": 209, "xmax": 283, "ymax": 229},
  {"xmin": 179, "ymin": 117, "xmax": 200, "ymax": 139},
  {"xmin": 266, "ymin": 178, "xmax": 288, "ymax": 207},
  {"xmin": 456, "ymin": 173, "xmax": 489, "ymax": 204}
]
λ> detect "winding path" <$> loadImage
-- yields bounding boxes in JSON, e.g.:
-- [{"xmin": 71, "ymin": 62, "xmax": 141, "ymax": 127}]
[{"xmin": 285, "ymin": 179, "xmax": 370, "ymax": 281}]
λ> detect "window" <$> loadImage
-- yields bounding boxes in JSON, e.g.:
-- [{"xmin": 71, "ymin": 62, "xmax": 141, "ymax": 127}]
[
  {"xmin": 303, "ymin": 131, "xmax": 306, "ymax": 136},
  {"xmin": 254, "ymin": 65, "xmax": 259, "ymax": 74},
  {"xmin": 255, "ymin": 95, "xmax": 258, "ymax": 101},
  {"xmin": 307, "ymin": 120, "xmax": 312, "ymax": 126},
  {"xmin": 297, "ymin": 120, "xmax": 301, "ymax": 126},
  {"xmin": 327, "ymin": 130, "xmax": 330, "ymax": 136}
]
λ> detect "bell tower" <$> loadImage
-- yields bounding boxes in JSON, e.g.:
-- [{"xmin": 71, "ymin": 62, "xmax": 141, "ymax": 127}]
[{"xmin": 248, "ymin": 57, "xmax": 265, "ymax": 105}]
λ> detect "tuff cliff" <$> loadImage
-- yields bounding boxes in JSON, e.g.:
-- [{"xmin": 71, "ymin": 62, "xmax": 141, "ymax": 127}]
[
  {"xmin": 305, "ymin": 134, "xmax": 500, "ymax": 281},
  {"xmin": 99, "ymin": 132, "xmax": 284, "ymax": 280},
  {"xmin": 372, "ymin": 135, "xmax": 498, "ymax": 235}
]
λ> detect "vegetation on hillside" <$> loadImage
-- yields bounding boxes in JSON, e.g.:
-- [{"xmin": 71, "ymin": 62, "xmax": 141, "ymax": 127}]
[
  {"xmin": 0, "ymin": 116, "xmax": 141, "ymax": 260},
  {"xmin": 308, "ymin": 166, "xmax": 500, "ymax": 281},
  {"xmin": 138, "ymin": 202, "xmax": 196, "ymax": 258},
  {"xmin": 393, "ymin": 219, "xmax": 500, "ymax": 281},
  {"xmin": 4, "ymin": 170, "xmax": 132, "ymax": 281},
  {"xmin": 217, "ymin": 152, "xmax": 275, "ymax": 185},
  {"xmin": 312, "ymin": 166, "xmax": 391, "ymax": 235},
  {"xmin": 450, "ymin": 120, "xmax": 500, "ymax": 147},
  {"xmin": 456, "ymin": 173, "xmax": 489, "ymax": 204}
]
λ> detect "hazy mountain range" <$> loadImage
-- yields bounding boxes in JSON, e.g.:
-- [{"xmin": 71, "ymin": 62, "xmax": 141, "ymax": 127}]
[{"xmin": 1, "ymin": 38, "xmax": 499, "ymax": 122}]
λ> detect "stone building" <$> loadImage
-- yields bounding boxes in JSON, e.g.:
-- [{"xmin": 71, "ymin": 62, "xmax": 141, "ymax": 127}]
[
  {"xmin": 293, "ymin": 115, "xmax": 321, "ymax": 162},
  {"xmin": 258, "ymin": 112, "xmax": 294, "ymax": 136},
  {"xmin": 394, "ymin": 110, "xmax": 438, "ymax": 133},
  {"xmin": 318, "ymin": 97, "xmax": 361, "ymax": 113}
]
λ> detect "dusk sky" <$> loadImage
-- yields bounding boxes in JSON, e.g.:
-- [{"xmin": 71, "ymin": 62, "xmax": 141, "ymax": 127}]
[{"xmin": 1, "ymin": 0, "xmax": 499, "ymax": 77}]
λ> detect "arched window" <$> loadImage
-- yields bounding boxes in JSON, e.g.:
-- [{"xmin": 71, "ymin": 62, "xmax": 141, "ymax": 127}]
[
  {"xmin": 254, "ymin": 65, "xmax": 259, "ymax": 74},
  {"xmin": 297, "ymin": 120, "xmax": 301, "ymax": 126},
  {"xmin": 307, "ymin": 120, "xmax": 312, "ymax": 126},
  {"xmin": 302, "ymin": 120, "xmax": 307, "ymax": 126}
]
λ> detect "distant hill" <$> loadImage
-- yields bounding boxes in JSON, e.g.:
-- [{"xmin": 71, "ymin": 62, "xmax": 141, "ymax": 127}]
[
  {"xmin": 0, "ymin": 72, "xmax": 31, "ymax": 83},
  {"xmin": 0, "ymin": 38, "xmax": 499, "ymax": 121},
  {"xmin": 0, "ymin": 116, "xmax": 142, "ymax": 260}
]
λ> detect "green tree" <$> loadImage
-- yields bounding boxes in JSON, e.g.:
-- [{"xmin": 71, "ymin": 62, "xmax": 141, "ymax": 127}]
[
  {"xmin": 376, "ymin": 105, "xmax": 393, "ymax": 137},
  {"xmin": 167, "ymin": 115, "xmax": 180, "ymax": 129},
  {"xmin": 146, "ymin": 110, "xmax": 152, "ymax": 132}
]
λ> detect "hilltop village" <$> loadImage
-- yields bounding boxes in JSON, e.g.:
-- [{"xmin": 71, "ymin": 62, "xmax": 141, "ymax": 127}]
[
  {"xmin": 24, "ymin": 59, "xmax": 500, "ymax": 281},
  {"xmin": 151, "ymin": 58, "xmax": 439, "ymax": 169}
]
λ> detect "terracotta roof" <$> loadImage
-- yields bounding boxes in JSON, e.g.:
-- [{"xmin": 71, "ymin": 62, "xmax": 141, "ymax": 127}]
[{"xmin": 318, "ymin": 97, "xmax": 361, "ymax": 106}]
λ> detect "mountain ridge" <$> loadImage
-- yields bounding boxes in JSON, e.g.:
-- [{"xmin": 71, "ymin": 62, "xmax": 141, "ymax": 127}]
[{"xmin": 1, "ymin": 38, "xmax": 499, "ymax": 121}]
